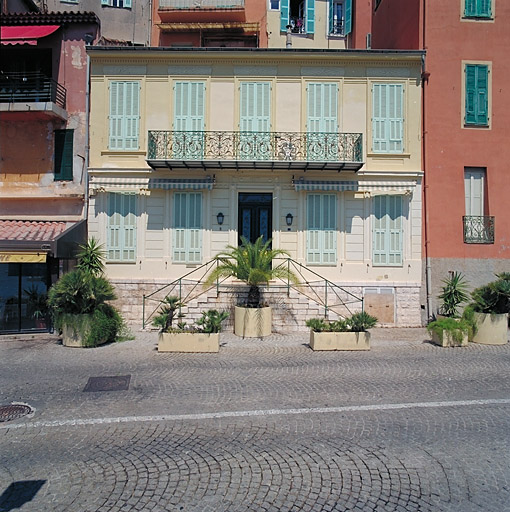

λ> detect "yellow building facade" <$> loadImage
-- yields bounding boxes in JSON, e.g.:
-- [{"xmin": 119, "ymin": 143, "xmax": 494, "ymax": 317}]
[{"xmin": 87, "ymin": 47, "xmax": 424, "ymax": 328}]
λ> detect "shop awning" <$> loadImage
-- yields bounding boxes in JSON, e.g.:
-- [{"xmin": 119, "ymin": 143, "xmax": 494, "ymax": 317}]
[
  {"xmin": 0, "ymin": 25, "xmax": 60, "ymax": 46},
  {"xmin": 89, "ymin": 176, "xmax": 215, "ymax": 192},
  {"xmin": 0, "ymin": 220, "xmax": 86, "ymax": 260},
  {"xmin": 293, "ymin": 178, "xmax": 416, "ymax": 194},
  {"xmin": 157, "ymin": 22, "xmax": 259, "ymax": 32}
]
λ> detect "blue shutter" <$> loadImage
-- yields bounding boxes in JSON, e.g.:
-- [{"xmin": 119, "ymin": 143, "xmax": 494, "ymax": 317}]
[
  {"xmin": 307, "ymin": 194, "xmax": 336, "ymax": 264},
  {"xmin": 373, "ymin": 195, "xmax": 387, "ymax": 265},
  {"xmin": 109, "ymin": 81, "xmax": 123, "ymax": 150},
  {"xmin": 306, "ymin": 0, "xmax": 315, "ymax": 34},
  {"xmin": 107, "ymin": 193, "xmax": 136, "ymax": 262},
  {"xmin": 173, "ymin": 193, "xmax": 202, "ymax": 263},
  {"xmin": 388, "ymin": 196, "xmax": 403, "ymax": 265},
  {"xmin": 478, "ymin": 0, "xmax": 491, "ymax": 16},
  {"xmin": 373, "ymin": 195, "xmax": 403, "ymax": 266},
  {"xmin": 307, "ymin": 83, "xmax": 338, "ymax": 160},
  {"xmin": 465, "ymin": 65, "xmax": 476, "ymax": 125},
  {"xmin": 174, "ymin": 81, "xmax": 205, "ymax": 158},
  {"xmin": 328, "ymin": 0, "xmax": 334, "ymax": 34},
  {"xmin": 388, "ymin": 84, "xmax": 403, "ymax": 152},
  {"xmin": 109, "ymin": 81, "xmax": 140, "ymax": 150},
  {"xmin": 124, "ymin": 0, "xmax": 132, "ymax": 7},
  {"xmin": 476, "ymin": 65, "xmax": 488, "ymax": 125},
  {"xmin": 372, "ymin": 84, "xmax": 387, "ymax": 152},
  {"xmin": 344, "ymin": 0, "xmax": 352, "ymax": 35},
  {"xmin": 465, "ymin": 0, "xmax": 491, "ymax": 17},
  {"xmin": 280, "ymin": 0, "xmax": 290, "ymax": 31},
  {"xmin": 54, "ymin": 129, "xmax": 73, "ymax": 181},
  {"xmin": 372, "ymin": 84, "xmax": 403, "ymax": 153}
]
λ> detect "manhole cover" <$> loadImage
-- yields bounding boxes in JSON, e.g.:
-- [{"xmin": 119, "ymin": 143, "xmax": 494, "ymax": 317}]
[
  {"xmin": 0, "ymin": 404, "xmax": 33, "ymax": 423},
  {"xmin": 83, "ymin": 375, "xmax": 131, "ymax": 392}
]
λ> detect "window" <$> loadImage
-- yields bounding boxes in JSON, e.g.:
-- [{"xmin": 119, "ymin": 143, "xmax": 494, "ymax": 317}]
[
  {"xmin": 465, "ymin": 64, "xmax": 489, "ymax": 126},
  {"xmin": 107, "ymin": 193, "xmax": 137, "ymax": 262},
  {"xmin": 101, "ymin": 0, "xmax": 132, "ymax": 8},
  {"xmin": 269, "ymin": 0, "xmax": 280, "ymax": 9},
  {"xmin": 328, "ymin": 0, "xmax": 351, "ymax": 35},
  {"xmin": 54, "ymin": 129, "xmax": 73, "ymax": 181},
  {"xmin": 173, "ymin": 193, "xmax": 202, "ymax": 264},
  {"xmin": 464, "ymin": 0, "xmax": 491, "ymax": 18},
  {"xmin": 307, "ymin": 194, "xmax": 337, "ymax": 264},
  {"xmin": 280, "ymin": 0, "xmax": 315, "ymax": 34},
  {"xmin": 109, "ymin": 81, "xmax": 140, "ymax": 150},
  {"xmin": 174, "ymin": 81, "xmax": 205, "ymax": 159},
  {"xmin": 463, "ymin": 167, "xmax": 494, "ymax": 243},
  {"xmin": 372, "ymin": 83, "xmax": 404, "ymax": 153},
  {"xmin": 373, "ymin": 195, "xmax": 403, "ymax": 266}
]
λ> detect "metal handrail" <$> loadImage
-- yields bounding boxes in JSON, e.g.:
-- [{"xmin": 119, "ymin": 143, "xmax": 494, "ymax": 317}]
[{"xmin": 159, "ymin": 0, "xmax": 244, "ymax": 8}]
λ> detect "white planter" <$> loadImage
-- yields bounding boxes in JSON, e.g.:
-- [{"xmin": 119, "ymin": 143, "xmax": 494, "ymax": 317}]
[
  {"xmin": 158, "ymin": 332, "xmax": 219, "ymax": 353},
  {"xmin": 472, "ymin": 312, "xmax": 508, "ymax": 345},
  {"xmin": 430, "ymin": 330, "xmax": 468, "ymax": 347},
  {"xmin": 234, "ymin": 306, "xmax": 272, "ymax": 337},
  {"xmin": 309, "ymin": 330, "xmax": 370, "ymax": 351}
]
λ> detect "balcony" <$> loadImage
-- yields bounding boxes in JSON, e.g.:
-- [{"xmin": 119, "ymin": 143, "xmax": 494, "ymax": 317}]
[
  {"xmin": 147, "ymin": 130, "xmax": 364, "ymax": 171},
  {"xmin": 463, "ymin": 216, "xmax": 495, "ymax": 244},
  {"xmin": 159, "ymin": 0, "xmax": 244, "ymax": 9},
  {"xmin": 0, "ymin": 72, "xmax": 67, "ymax": 120}
]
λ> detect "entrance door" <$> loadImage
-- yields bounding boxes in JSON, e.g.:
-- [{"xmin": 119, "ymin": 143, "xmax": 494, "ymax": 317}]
[{"xmin": 238, "ymin": 193, "xmax": 272, "ymax": 245}]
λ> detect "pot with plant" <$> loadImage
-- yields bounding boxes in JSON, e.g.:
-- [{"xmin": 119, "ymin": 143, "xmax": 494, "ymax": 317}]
[
  {"xmin": 468, "ymin": 272, "xmax": 509, "ymax": 345},
  {"xmin": 427, "ymin": 316, "xmax": 471, "ymax": 347},
  {"xmin": 306, "ymin": 311, "xmax": 377, "ymax": 351},
  {"xmin": 437, "ymin": 271, "xmax": 469, "ymax": 318},
  {"xmin": 204, "ymin": 236, "xmax": 299, "ymax": 338},
  {"xmin": 154, "ymin": 296, "xmax": 228, "ymax": 353}
]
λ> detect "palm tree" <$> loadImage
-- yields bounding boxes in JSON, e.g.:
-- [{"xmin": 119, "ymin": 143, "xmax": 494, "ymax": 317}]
[{"xmin": 205, "ymin": 236, "xmax": 299, "ymax": 308}]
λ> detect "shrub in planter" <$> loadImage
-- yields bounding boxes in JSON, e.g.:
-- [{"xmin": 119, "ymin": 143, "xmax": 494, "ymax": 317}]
[
  {"xmin": 427, "ymin": 317, "xmax": 470, "ymax": 347},
  {"xmin": 437, "ymin": 271, "xmax": 469, "ymax": 318}
]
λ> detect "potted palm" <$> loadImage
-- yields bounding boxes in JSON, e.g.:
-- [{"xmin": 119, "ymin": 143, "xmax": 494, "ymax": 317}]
[
  {"xmin": 24, "ymin": 285, "xmax": 49, "ymax": 329},
  {"xmin": 437, "ymin": 271, "xmax": 469, "ymax": 318},
  {"xmin": 205, "ymin": 236, "xmax": 299, "ymax": 337},
  {"xmin": 469, "ymin": 272, "xmax": 509, "ymax": 345},
  {"xmin": 306, "ymin": 311, "xmax": 377, "ymax": 351}
]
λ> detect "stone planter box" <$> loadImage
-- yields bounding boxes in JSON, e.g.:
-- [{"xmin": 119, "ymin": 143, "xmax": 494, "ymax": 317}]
[
  {"xmin": 309, "ymin": 331, "xmax": 370, "ymax": 351},
  {"xmin": 430, "ymin": 330, "xmax": 468, "ymax": 347},
  {"xmin": 158, "ymin": 332, "xmax": 219, "ymax": 353},
  {"xmin": 234, "ymin": 306, "xmax": 271, "ymax": 338},
  {"xmin": 61, "ymin": 315, "xmax": 109, "ymax": 348},
  {"xmin": 472, "ymin": 312, "xmax": 508, "ymax": 345}
]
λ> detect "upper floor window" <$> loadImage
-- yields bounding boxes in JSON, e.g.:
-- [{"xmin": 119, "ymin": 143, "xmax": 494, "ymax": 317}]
[
  {"xmin": 108, "ymin": 81, "xmax": 140, "ymax": 151},
  {"xmin": 280, "ymin": 0, "xmax": 315, "ymax": 34},
  {"xmin": 372, "ymin": 83, "xmax": 404, "ymax": 153},
  {"xmin": 269, "ymin": 0, "xmax": 280, "ymax": 9},
  {"xmin": 464, "ymin": 0, "xmax": 492, "ymax": 18},
  {"xmin": 101, "ymin": 0, "xmax": 132, "ymax": 8},
  {"xmin": 465, "ymin": 64, "xmax": 489, "ymax": 126},
  {"xmin": 328, "ymin": 0, "xmax": 351, "ymax": 36},
  {"xmin": 54, "ymin": 130, "xmax": 73, "ymax": 181}
]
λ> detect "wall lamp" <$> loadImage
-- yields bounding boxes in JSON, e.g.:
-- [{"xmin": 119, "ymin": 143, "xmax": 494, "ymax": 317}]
[
  {"xmin": 216, "ymin": 212, "xmax": 224, "ymax": 225},
  {"xmin": 286, "ymin": 213, "xmax": 294, "ymax": 227}
]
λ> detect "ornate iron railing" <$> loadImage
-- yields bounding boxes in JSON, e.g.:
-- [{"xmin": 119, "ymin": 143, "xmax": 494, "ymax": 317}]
[
  {"xmin": 463, "ymin": 215, "xmax": 495, "ymax": 244},
  {"xmin": 148, "ymin": 130, "xmax": 363, "ymax": 164},
  {"xmin": 159, "ymin": 0, "xmax": 244, "ymax": 9},
  {"xmin": 0, "ymin": 72, "xmax": 66, "ymax": 108}
]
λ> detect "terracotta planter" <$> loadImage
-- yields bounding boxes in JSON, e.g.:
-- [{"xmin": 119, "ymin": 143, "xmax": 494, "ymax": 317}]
[
  {"xmin": 309, "ymin": 330, "xmax": 370, "ymax": 351},
  {"xmin": 234, "ymin": 306, "xmax": 271, "ymax": 338},
  {"xmin": 158, "ymin": 332, "xmax": 219, "ymax": 353},
  {"xmin": 430, "ymin": 330, "xmax": 468, "ymax": 347},
  {"xmin": 61, "ymin": 315, "xmax": 109, "ymax": 348},
  {"xmin": 472, "ymin": 312, "xmax": 508, "ymax": 345}
]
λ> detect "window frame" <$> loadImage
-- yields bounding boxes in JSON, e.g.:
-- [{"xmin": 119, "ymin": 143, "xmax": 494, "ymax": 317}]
[
  {"xmin": 328, "ymin": 0, "xmax": 345, "ymax": 36},
  {"xmin": 101, "ymin": 0, "xmax": 132, "ymax": 8},
  {"xmin": 464, "ymin": 0, "xmax": 492, "ymax": 19},
  {"xmin": 463, "ymin": 62, "xmax": 490, "ymax": 128}
]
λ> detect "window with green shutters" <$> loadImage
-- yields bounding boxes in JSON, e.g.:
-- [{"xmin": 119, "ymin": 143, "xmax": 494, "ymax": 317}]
[
  {"xmin": 328, "ymin": 0, "xmax": 351, "ymax": 36},
  {"xmin": 465, "ymin": 64, "xmax": 489, "ymax": 126},
  {"xmin": 107, "ymin": 193, "xmax": 137, "ymax": 262},
  {"xmin": 173, "ymin": 192, "xmax": 202, "ymax": 264},
  {"xmin": 109, "ymin": 81, "xmax": 140, "ymax": 151},
  {"xmin": 280, "ymin": 0, "xmax": 315, "ymax": 34},
  {"xmin": 239, "ymin": 82, "xmax": 271, "ymax": 160},
  {"xmin": 306, "ymin": 194, "xmax": 337, "ymax": 265},
  {"xmin": 173, "ymin": 81, "xmax": 205, "ymax": 159},
  {"xmin": 372, "ymin": 83, "xmax": 404, "ymax": 153},
  {"xmin": 465, "ymin": 0, "xmax": 492, "ymax": 18},
  {"xmin": 54, "ymin": 129, "xmax": 73, "ymax": 181},
  {"xmin": 373, "ymin": 195, "xmax": 403, "ymax": 266}
]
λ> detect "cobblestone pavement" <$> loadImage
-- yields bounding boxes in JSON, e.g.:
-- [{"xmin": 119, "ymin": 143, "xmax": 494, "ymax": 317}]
[{"xmin": 0, "ymin": 327, "xmax": 509, "ymax": 511}]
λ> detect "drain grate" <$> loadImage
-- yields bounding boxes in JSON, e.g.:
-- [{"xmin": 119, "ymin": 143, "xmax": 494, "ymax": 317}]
[
  {"xmin": 83, "ymin": 375, "xmax": 131, "ymax": 392},
  {"xmin": 0, "ymin": 404, "xmax": 33, "ymax": 423}
]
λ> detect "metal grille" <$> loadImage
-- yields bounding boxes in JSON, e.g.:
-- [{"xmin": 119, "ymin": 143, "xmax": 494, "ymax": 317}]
[
  {"xmin": 463, "ymin": 215, "xmax": 495, "ymax": 244},
  {"xmin": 0, "ymin": 404, "xmax": 33, "ymax": 423}
]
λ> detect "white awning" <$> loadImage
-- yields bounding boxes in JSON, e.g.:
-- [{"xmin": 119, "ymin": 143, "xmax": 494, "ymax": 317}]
[
  {"xmin": 89, "ymin": 176, "xmax": 215, "ymax": 193},
  {"xmin": 293, "ymin": 179, "xmax": 359, "ymax": 191},
  {"xmin": 293, "ymin": 179, "xmax": 416, "ymax": 194}
]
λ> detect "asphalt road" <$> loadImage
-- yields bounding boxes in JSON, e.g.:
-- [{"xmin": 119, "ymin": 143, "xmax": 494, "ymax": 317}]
[{"xmin": 0, "ymin": 328, "xmax": 509, "ymax": 511}]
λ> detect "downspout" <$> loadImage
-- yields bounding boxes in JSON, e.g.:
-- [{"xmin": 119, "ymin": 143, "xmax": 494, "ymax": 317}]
[{"xmin": 84, "ymin": 47, "xmax": 91, "ymax": 230}]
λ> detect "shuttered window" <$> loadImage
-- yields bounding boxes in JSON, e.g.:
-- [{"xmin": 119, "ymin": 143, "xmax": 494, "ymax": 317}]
[
  {"xmin": 280, "ymin": 0, "xmax": 314, "ymax": 33},
  {"xmin": 464, "ymin": 168, "xmax": 485, "ymax": 216},
  {"xmin": 173, "ymin": 193, "xmax": 202, "ymax": 264},
  {"xmin": 328, "ymin": 0, "xmax": 346, "ymax": 35},
  {"xmin": 109, "ymin": 81, "xmax": 140, "ymax": 151},
  {"xmin": 174, "ymin": 81, "xmax": 205, "ymax": 158},
  {"xmin": 372, "ymin": 83, "xmax": 404, "ymax": 153},
  {"xmin": 306, "ymin": 0, "xmax": 315, "ymax": 34},
  {"xmin": 280, "ymin": 0, "xmax": 289, "ymax": 31},
  {"xmin": 107, "ymin": 193, "xmax": 137, "ymax": 262},
  {"xmin": 344, "ymin": 0, "xmax": 352, "ymax": 35},
  {"xmin": 373, "ymin": 195, "xmax": 403, "ymax": 266},
  {"xmin": 465, "ymin": 64, "xmax": 489, "ymax": 126},
  {"xmin": 54, "ymin": 129, "xmax": 73, "ymax": 181},
  {"xmin": 307, "ymin": 194, "xmax": 337, "ymax": 265},
  {"xmin": 465, "ymin": 0, "xmax": 491, "ymax": 18}
]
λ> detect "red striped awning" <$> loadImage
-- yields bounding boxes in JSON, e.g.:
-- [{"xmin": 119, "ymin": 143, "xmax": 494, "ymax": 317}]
[{"xmin": 0, "ymin": 25, "xmax": 60, "ymax": 45}]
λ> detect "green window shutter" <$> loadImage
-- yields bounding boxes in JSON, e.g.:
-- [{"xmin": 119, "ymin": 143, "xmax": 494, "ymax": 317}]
[
  {"xmin": 109, "ymin": 81, "xmax": 123, "ymax": 150},
  {"xmin": 107, "ymin": 193, "xmax": 136, "ymax": 262},
  {"xmin": 109, "ymin": 81, "xmax": 140, "ymax": 150},
  {"xmin": 328, "ymin": 0, "xmax": 334, "ymax": 34},
  {"xmin": 465, "ymin": 65, "xmax": 488, "ymax": 125},
  {"xmin": 306, "ymin": 0, "xmax": 315, "ymax": 34},
  {"xmin": 174, "ymin": 81, "xmax": 205, "ymax": 158},
  {"xmin": 478, "ymin": 0, "xmax": 491, "ymax": 16},
  {"xmin": 306, "ymin": 194, "xmax": 337, "ymax": 264},
  {"xmin": 240, "ymin": 82, "xmax": 270, "ymax": 132},
  {"xmin": 465, "ymin": 65, "xmax": 476, "ymax": 124},
  {"xmin": 307, "ymin": 82, "xmax": 338, "ymax": 133},
  {"xmin": 344, "ymin": 0, "xmax": 352, "ymax": 35},
  {"xmin": 280, "ymin": 0, "xmax": 290, "ymax": 31},
  {"xmin": 372, "ymin": 84, "xmax": 403, "ymax": 153},
  {"xmin": 373, "ymin": 195, "xmax": 403, "ymax": 266},
  {"xmin": 54, "ymin": 129, "xmax": 73, "ymax": 181},
  {"xmin": 372, "ymin": 84, "xmax": 387, "ymax": 152},
  {"xmin": 173, "ymin": 193, "xmax": 202, "ymax": 263},
  {"xmin": 307, "ymin": 83, "xmax": 322, "ymax": 133},
  {"xmin": 388, "ymin": 84, "xmax": 404, "ymax": 152},
  {"xmin": 465, "ymin": 0, "xmax": 491, "ymax": 17}
]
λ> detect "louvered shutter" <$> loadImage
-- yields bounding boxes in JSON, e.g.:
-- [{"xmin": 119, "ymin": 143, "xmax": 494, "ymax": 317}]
[
  {"xmin": 322, "ymin": 194, "xmax": 337, "ymax": 264},
  {"xmin": 373, "ymin": 195, "xmax": 403, "ymax": 266},
  {"xmin": 101, "ymin": 0, "xmax": 109, "ymax": 5},
  {"xmin": 307, "ymin": 194, "xmax": 322, "ymax": 264},
  {"xmin": 373, "ymin": 84, "xmax": 403, "ymax": 153},
  {"xmin": 388, "ymin": 196, "xmax": 403, "ymax": 265},
  {"xmin": 388, "ymin": 84, "xmax": 403, "ymax": 152},
  {"xmin": 373, "ymin": 195, "xmax": 387, "ymax": 265},
  {"xmin": 465, "ymin": 65, "xmax": 476, "ymax": 125},
  {"xmin": 173, "ymin": 193, "xmax": 202, "ymax": 263},
  {"xmin": 174, "ymin": 81, "xmax": 205, "ymax": 158},
  {"xmin": 372, "ymin": 84, "xmax": 387, "ymax": 152},
  {"xmin": 478, "ymin": 0, "xmax": 491, "ymax": 16},
  {"xmin": 280, "ymin": 0, "xmax": 290, "ymax": 31},
  {"xmin": 307, "ymin": 194, "xmax": 337, "ymax": 264},
  {"xmin": 54, "ymin": 129, "xmax": 73, "ymax": 181},
  {"xmin": 124, "ymin": 81, "xmax": 140, "ymax": 150},
  {"xmin": 307, "ymin": 83, "xmax": 338, "ymax": 160},
  {"xmin": 124, "ymin": 0, "xmax": 132, "ymax": 7},
  {"xmin": 240, "ymin": 82, "xmax": 270, "ymax": 159},
  {"xmin": 107, "ymin": 193, "xmax": 136, "ymax": 262},
  {"xmin": 109, "ymin": 82, "xmax": 123, "ymax": 150},
  {"xmin": 344, "ymin": 0, "xmax": 352, "ymax": 35},
  {"xmin": 306, "ymin": 0, "xmax": 315, "ymax": 34},
  {"xmin": 476, "ymin": 65, "xmax": 488, "ymax": 125},
  {"xmin": 328, "ymin": 0, "xmax": 334, "ymax": 34}
]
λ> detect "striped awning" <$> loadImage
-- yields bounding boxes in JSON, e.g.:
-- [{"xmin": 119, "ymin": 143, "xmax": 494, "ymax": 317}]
[
  {"xmin": 89, "ymin": 176, "xmax": 215, "ymax": 192},
  {"xmin": 293, "ymin": 180, "xmax": 359, "ymax": 191},
  {"xmin": 293, "ymin": 179, "xmax": 416, "ymax": 193}
]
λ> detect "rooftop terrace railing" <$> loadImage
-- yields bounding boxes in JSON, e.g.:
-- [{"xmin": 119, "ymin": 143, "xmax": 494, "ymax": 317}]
[{"xmin": 159, "ymin": 0, "xmax": 244, "ymax": 9}]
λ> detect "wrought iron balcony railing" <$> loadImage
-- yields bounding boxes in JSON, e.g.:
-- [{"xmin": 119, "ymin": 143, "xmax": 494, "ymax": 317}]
[
  {"xmin": 463, "ymin": 215, "xmax": 495, "ymax": 244},
  {"xmin": 0, "ymin": 72, "xmax": 66, "ymax": 109},
  {"xmin": 147, "ymin": 130, "xmax": 363, "ymax": 171},
  {"xmin": 159, "ymin": 0, "xmax": 244, "ymax": 9}
]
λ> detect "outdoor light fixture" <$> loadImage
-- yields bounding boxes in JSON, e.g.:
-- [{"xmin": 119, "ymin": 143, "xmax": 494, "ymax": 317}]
[
  {"xmin": 286, "ymin": 213, "xmax": 293, "ymax": 226},
  {"xmin": 216, "ymin": 212, "xmax": 224, "ymax": 225}
]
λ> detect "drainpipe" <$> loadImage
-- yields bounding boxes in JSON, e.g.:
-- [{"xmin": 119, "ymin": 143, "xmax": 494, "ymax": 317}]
[
  {"xmin": 83, "ymin": 44, "xmax": 91, "ymax": 230},
  {"xmin": 286, "ymin": 25, "xmax": 292, "ymax": 48}
]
